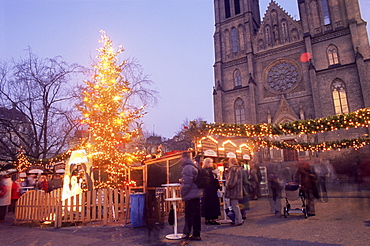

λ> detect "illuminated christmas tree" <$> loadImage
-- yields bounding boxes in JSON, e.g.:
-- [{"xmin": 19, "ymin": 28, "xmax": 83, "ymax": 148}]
[{"xmin": 79, "ymin": 31, "xmax": 145, "ymax": 188}]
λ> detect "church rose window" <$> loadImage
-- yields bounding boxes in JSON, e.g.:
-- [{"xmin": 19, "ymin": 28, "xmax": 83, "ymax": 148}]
[{"xmin": 266, "ymin": 60, "xmax": 300, "ymax": 93}]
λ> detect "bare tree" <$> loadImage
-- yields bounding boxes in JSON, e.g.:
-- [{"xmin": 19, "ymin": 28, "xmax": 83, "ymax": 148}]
[
  {"xmin": 121, "ymin": 57, "xmax": 159, "ymax": 111},
  {"xmin": 0, "ymin": 48, "xmax": 84, "ymax": 161}
]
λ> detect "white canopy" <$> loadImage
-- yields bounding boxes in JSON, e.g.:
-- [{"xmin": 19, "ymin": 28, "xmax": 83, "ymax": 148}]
[
  {"xmin": 28, "ymin": 169, "xmax": 43, "ymax": 174},
  {"xmin": 55, "ymin": 169, "xmax": 65, "ymax": 173},
  {"xmin": 204, "ymin": 149, "xmax": 217, "ymax": 157},
  {"xmin": 69, "ymin": 149, "xmax": 88, "ymax": 165}
]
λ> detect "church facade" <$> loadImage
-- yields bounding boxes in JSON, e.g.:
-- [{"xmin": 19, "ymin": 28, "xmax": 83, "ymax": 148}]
[{"xmin": 212, "ymin": 0, "xmax": 370, "ymax": 163}]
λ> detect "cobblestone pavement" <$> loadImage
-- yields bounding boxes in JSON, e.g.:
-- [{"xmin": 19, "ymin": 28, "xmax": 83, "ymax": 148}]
[{"xmin": 1, "ymin": 190, "xmax": 370, "ymax": 246}]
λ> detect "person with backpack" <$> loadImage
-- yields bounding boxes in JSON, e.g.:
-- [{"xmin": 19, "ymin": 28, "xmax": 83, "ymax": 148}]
[
  {"xmin": 0, "ymin": 175, "xmax": 12, "ymax": 222},
  {"xmin": 180, "ymin": 152, "xmax": 202, "ymax": 244},
  {"xmin": 225, "ymin": 158, "xmax": 244, "ymax": 226},
  {"xmin": 201, "ymin": 158, "xmax": 221, "ymax": 225}
]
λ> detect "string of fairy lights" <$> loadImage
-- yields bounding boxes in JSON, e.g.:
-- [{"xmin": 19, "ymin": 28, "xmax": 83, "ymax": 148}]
[
  {"xmin": 258, "ymin": 137, "xmax": 370, "ymax": 152},
  {"xmin": 15, "ymin": 148, "xmax": 72, "ymax": 173},
  {"xmin": 190, "ymin": 108, "xmax": 370, "ymax": 152},
  {"xmin": 15, "ymin": 31, "xmax": 145, "ymax": 189},
  {"xmin": 14, "ymin": 32, "xmax": 370, "ymax": 188},
  {"xmin": 78, "ymin": 31, "xmax": 145, "ymax": 189},
  {"xmin": 196, "ymin": 108, "xmax": 370, "ymax": 137}
]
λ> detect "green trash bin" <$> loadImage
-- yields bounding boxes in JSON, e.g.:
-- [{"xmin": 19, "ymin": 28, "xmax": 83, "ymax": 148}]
[{"xmin": 130, "ymin": 192, "xmax": 146, "ymax": 227}]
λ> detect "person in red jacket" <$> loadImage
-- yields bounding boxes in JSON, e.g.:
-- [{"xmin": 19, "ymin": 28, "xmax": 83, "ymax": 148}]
[
  {"xmin": 9, "ymin": 179, "xmax": 21, "ymax": 213},
  {"xmin": 37, "ymin": 175, "xmax": 49, "ymax": 192}
]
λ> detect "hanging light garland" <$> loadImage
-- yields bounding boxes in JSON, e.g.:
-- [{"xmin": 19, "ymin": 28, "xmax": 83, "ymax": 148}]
[
  {"xmin": 15, "ymin": 149, "xmax": 72, "ymax": 172},
  {"xmin": 192, "ymin": 108, "xmax": 370, "ymax": 137},
  {"xmin": 188, "ymin": 108, "xmax": 370, "ymax": 151},
  {"xmin": 258, "ymin": 136, "xmax": 370, "ymax": 151}
]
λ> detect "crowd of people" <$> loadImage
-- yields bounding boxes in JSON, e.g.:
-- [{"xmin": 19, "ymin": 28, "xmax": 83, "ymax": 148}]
[
  {"xmin": 179, "ymin": 152, "xmax": 331, "ymax": 245},
  {"xmin": 0, "ymin": 173, "xmax": 63, "ymax": 222}
]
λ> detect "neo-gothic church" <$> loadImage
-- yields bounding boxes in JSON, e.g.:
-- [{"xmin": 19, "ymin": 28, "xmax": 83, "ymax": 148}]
[{"xmin": 212, "ymin": 0, "xmax": 370, "ymax": 163}]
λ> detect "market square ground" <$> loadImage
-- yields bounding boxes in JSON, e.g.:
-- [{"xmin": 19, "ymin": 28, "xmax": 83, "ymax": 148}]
[{"xmin": 1, "ymin": 187, "xmax": 370, "ymax": 246}]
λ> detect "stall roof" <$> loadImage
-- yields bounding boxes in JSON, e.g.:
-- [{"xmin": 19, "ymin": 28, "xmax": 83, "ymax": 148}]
[{"xmin": 144, "ymin": 150, "xmax": 191, "ymax": 165}]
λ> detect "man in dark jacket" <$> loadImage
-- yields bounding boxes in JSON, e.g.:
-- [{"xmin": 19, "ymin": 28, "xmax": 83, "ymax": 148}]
[{"xmin": 180, "ymin": 152, "xmax": 202, "ymax": 243}]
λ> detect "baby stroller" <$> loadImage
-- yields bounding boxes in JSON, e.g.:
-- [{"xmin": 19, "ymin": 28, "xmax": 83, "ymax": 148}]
[{"xmin": 283, "ymin": 181, "xmax": 308, "ymax": 219}]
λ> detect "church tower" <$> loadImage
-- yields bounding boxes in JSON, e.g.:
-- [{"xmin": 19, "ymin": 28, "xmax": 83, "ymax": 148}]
[
  {"xmin": 213, "ymin": 0, "xmax": 261, "ymax": 124},
  {"xmin": 212, "ymin": 0, "xmax": 370, "ymax": 163}
]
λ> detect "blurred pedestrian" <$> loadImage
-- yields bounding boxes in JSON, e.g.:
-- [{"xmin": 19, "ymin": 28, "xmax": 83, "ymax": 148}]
[
  {"xmin": 37, "ymin": 175, "xmax": 49, "ymax": 192},
  {"xmin": 239, "ymin": 165, "xmax": 250, "ymax": 220},
  {"xmin": 27, "ymin": 174, "xmax": 36, "ymax": 187},
  {"xmin": 48, "ymin": 174, "xmax": 63, "ymax": 192},
  {"xmin": 180, "ymin": 152, "xmax": 202, "ymax": 244},
  {"xmin": 296, "ymin": 161, "xmax": 319, "ymax": 216},
  {"xmin": 8, "ymin": 178, "xmax": 21, "ymax": 213},
  {"xmin": 225, "ymin": 158, "xmax": 244, "ymax": 226},
  {"xmin": 249, "ymin": 163, "xmax": 259, "ymax": 200},
  {"xmin": 0, "ymin": 175, "xmax": 12, "ymax": 222},
  {"xmin": 316, "ymin": 160, "xmax": 329, "ymax": 202},
  {"xmin": 201, "ymin": 158, "xmax": 221, "ymax": 225},
  {"xmin": 268, "ymin": 173, "xmax": 282, "ymax": 217},
  {"xmin": 352, "ymin": 162, "xmax": 364, "ymax": 191}
]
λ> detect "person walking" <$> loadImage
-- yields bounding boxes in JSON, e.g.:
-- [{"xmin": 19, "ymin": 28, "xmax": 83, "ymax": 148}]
[
  {"xmin": 225, "ymin": 158, "xmax": 244, "ymax": 226},
  {"xmin": 9, "ymin": 178, "xmax": 21, "ymax": 213},
  {"xmin": 296, "ymin": 161, "xmax": 318, "ymax": 216},
  {"xmin": 180, "ymin": 152, "xmax": 202, "ymax": 244},
  {"xmin": 239, "ymin": 165, "xmax": 250, "ymax": 220},
  {"xmin": 201, "ymin": 158, "xmax": 221, "ymax": 225},
  {"xmin": 249, "ymin": 163, "xmax": 260, "ymax": 200},
  {"xmin": 48, "ymin": 174, "xmax": 63, "ymax": 192},
  {"xmin": 316, "ymin": 160, "xmax": 329, "ymax": 202},
  {"xmin": 0, "ymin": 175, "xmax": 12, "ymax": 222},
  {"xmin": 37, "ymin": 175, "xmax": 49, "ymax": 192},
  {"xmin": 268, "ymin": 173, "xmax": 282, "ymax": 217}
]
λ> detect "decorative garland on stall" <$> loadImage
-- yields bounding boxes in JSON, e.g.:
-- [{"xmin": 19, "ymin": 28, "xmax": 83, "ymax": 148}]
[
  {"xmin": 259, "ymin": 137, "xmax": 370, "ymax": 151},
  {"xmin": 195, "ymin": 108, "xmax": 370, "ymax": 137},
  {"xmin": 16, "ymin": 149, "xmax": 72, "ymax": 172},
  {"xmin": 189, "ymin": 108, "xmax": 370, "ymax": 151}
]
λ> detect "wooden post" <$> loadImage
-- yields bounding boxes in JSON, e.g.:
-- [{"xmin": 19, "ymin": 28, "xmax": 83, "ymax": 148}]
[
  {"xmin": 103, "ymin": 189, "xmax": 108, "ymax": 225},
  {"xmin": 166, "ymin": 160, "xmax": 170, "ymax": 184}
]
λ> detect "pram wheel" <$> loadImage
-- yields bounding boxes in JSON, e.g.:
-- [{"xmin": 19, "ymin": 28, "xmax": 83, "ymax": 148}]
[
  {"xmin": 303, "ymin": 208, "xmax": 308, "ymax": 219},
  {"xmin": 283, "ymin": 207, "xmax": 288, "ymax": 218}
]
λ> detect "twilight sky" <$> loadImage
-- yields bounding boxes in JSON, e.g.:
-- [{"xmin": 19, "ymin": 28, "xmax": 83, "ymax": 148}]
[{"xmin": 1, "ymin": 0, "xmax": 369, "ymax": 138}]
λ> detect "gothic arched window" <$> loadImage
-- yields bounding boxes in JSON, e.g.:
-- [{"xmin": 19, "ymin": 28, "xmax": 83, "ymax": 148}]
[
  {"xmin": 223, "ymin": 29, "xmax": 230, "ymax": 56},
  {"xmin": 332, "ymin": 79, "xmax": 349, "ymax": 114},
  {"xmin": 281, "ymin": 20, "xmax": 289, "ymax": 41},
  {"xmin": 234, "ymin": 69, "xmax": 242, "ymax": 87},
  {"xmin": 235, "ymin": 98, "xmax": 246, "ymax": 124},
  {"xmin": 225, "ymin": 0, "xmax": 231, "ymax": 18},
  {"xmin": 265, "ymin": 25, "xmax": 271, "ymax": 44},
  {"xmin": 234, "ymin": 0, "xmax": 241, "ymax": 15},
  {"xmin": 320, "ymin": 0, "xmax": 331, "ymax": 25},
  {"xmin": 327, "ymin": 45, "xmax": 339, "ymax": 65},
  {"xmin": 231, "ymin": 27, "xmax": 238, "ymax": 53},
  {"xmin": 238, "ymin": 25, "xmax": 245, "ymax": 50}
]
